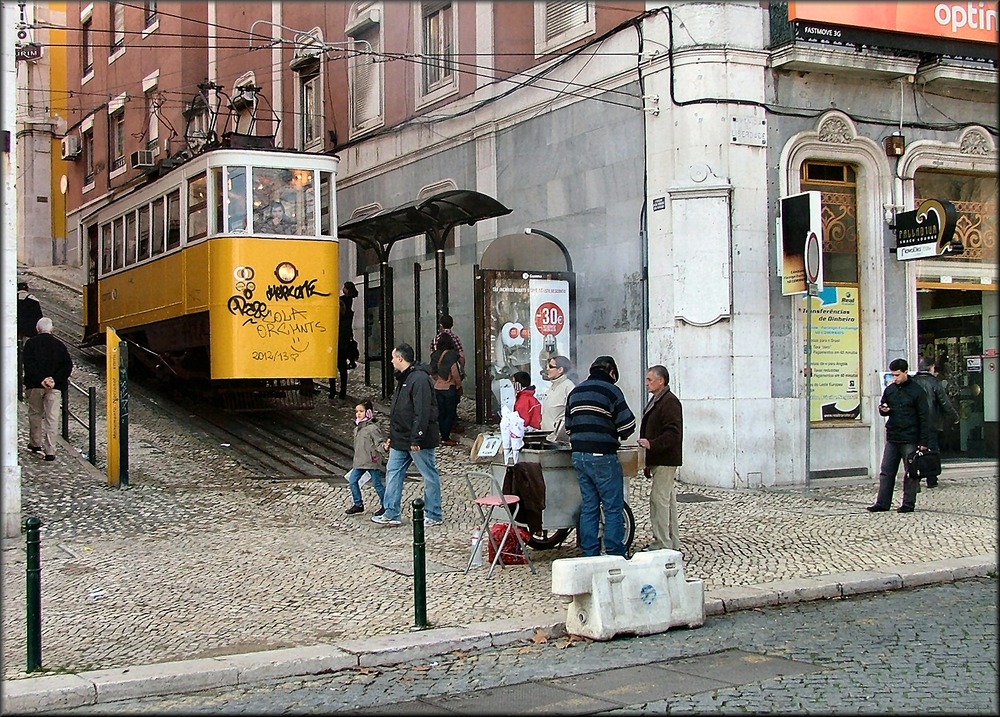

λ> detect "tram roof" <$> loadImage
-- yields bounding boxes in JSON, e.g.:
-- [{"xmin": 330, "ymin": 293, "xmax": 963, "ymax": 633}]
[{"xmin": 337, "ymin": 189, "xmax": 512, "ymax": 249}]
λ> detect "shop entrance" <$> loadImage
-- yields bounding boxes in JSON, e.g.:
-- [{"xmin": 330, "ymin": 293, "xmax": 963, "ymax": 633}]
[{"xmin": 917, "ymin": 287, "xmax": 996, "ymax": 461}]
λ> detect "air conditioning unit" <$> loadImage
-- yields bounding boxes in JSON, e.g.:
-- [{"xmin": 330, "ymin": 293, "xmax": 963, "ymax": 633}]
[
  {"xmin": 130, "ymin": 150, "xmax": 155, "ymax": 169},
  {"xmin": 60, "ymin": 135, "xmax": 81, "ymax": 160}
]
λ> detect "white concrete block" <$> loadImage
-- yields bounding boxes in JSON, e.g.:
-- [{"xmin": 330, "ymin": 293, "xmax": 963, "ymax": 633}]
[
  {"xmin": 83, "ymin": 657, "xmax": 238, "ymax": 702},
  {"xmin": 551, "ymin": 550, "xmax": 704, "ymax": 641},
  {"xmin": 1, "ymin": 674, "xmax": 96, "ymax": 714},
  {"xmin": 215, "ymin": 644, "xmax": 357, "ymax": 684}
]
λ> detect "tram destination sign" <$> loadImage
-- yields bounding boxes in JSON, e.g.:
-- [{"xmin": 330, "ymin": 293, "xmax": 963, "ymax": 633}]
[{"xmin": 893, "ymin": 199, "xmax": 961, "ymax": 261}]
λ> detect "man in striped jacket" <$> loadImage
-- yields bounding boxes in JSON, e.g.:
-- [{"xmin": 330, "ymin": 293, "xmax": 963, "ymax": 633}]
[{"xmin": 565, "ymin": 355, "xmax": 636, "ymax": 557}]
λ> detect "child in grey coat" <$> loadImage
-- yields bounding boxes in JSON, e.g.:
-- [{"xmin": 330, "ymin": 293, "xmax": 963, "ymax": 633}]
[{"xmin": 345, "ymin": 400, "xmax": 387, "ymax": 515}]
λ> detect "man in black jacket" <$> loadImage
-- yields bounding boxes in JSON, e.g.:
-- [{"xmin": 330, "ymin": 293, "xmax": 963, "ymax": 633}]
[
  {"xmin": 23, "ymin": 317, "xmax": 73, "ymax": 461},
  {"xmin": 372, "ymin": 343, "xmax": 443, "ymax": 527},
  {"xmin": 911, "ymin": 357, "xmax": 960, "ymax": 488},
  {"xmin": 868, "ymin": 358, "xmax": 930, "ymax": 514},
  {"xmin": 17, "ymin": 281, "xmax": 44, "ymax": 401}
]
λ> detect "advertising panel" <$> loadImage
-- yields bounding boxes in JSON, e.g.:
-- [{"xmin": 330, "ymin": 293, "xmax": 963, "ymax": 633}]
[
  {"xmin": 480, "ymin": 271, "xmax": 573, "ymax": 420},
  {"xmin": 788, "ymin": 1, "xmax": 998, "ymax": 44},
  {"xmin": 779, "ymin": 191, "xmax": 823, "ymax": 296},
  {"xmin": 803, "ymin": 286, "xmax": 862, "ymax": 422}
]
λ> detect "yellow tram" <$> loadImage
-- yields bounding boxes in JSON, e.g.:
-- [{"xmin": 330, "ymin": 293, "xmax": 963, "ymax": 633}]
[{"xmin": 82, "ymin": 147, "xmax": 341, "ymax": 406}]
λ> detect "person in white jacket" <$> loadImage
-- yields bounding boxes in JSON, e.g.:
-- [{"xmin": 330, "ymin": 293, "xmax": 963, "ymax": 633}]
[{"xmin": 540, "ymin": 355, "xmax": 575, "ymax": 442}]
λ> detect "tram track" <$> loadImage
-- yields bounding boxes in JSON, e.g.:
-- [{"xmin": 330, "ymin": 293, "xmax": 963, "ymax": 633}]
[{"xmin": 23, "ymin": 271, "xmax": 356, "ymax": 480}]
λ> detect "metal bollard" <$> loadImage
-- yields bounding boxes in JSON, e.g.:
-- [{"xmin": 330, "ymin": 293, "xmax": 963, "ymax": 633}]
[
  {"xmin": 88, "ymin": 387, "xmax": 97, "ymax": 465},
  {"xmin": 412, "ymin": 498, "xmax": 428, "ymax": 628},
  {"xmin": 25, "ymin": 516, "xmax": 42, "ymax": 672},
  {"xmin": 61, "ymin": 388, "xmax": 70, "ymax": 440}
]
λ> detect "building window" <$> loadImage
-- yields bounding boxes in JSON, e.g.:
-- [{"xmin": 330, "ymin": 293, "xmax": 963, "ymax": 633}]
[
  {"xmin": 83, "ymin": 128, "xmax": 95, "ymax": 185},
  {"xmin": 144, "ymin": 0, "xmax": 157, "ymax": 27},
  {"xmin": 535, "ymin": 0, "xmax": 595, "ymax": 56},
  {"xmin": 420, "ymin": 1, "xmax": 456, "ymax": 98},
  {"xmin": 300, "ymin": 66, "xmax": 323, "ymax": 149},
  {"xmin": 82, "ymin": 17, "xmax": 94, "ymax": 76},
  {"xmin": 347, "ymin": 3, "xmax": 384, "ymax": 135},
  {"xmin": 109, "ymin": 109, "xmax": 126, "ymax": 171},
  {"xmin": 144, "ymin": 90, "xmax": 159, "ymax": 152},
  {"xmin": 110, "ymin": 0, "xmax": 125, "ymax": 51}
]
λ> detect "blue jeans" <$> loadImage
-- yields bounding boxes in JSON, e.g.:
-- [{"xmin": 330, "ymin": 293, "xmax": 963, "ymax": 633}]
[
  {"xmin": 382, "ymin": 447, "xmax": 443, "ymax": 522},
  {"xmin": 572, "ymin": 452, "xmax": 626, "ymax": 557},
  {"xmin": 435, "ymin": 387, "xmax": 459, "ymax": 440},
  {"xmin": 346, "ymin": 468, "xmax": 385, "ymax": 508}
]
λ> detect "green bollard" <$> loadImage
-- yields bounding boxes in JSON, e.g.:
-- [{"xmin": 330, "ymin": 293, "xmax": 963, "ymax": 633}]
[
  {"xmin": 25, "ymin": 516, "xmax": 42, "ymax": 672},
  {"xmin": 412, "ymin": 498, "xmax": 428, "ymax": 629}
]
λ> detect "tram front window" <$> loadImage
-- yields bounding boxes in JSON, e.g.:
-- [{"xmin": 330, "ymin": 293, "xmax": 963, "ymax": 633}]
[{"xmin": 252, "ymin": 166, "xmax": 315, "ymax": 235}]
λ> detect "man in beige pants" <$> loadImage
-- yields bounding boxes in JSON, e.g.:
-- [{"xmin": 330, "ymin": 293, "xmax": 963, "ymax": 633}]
[
  {"xmin": 23, "ymin": 317, "xmax": 74, "ymax": 461},
  {"xmin": 637, "ymin": 365, "xmax": 683, "ymax": 551}
]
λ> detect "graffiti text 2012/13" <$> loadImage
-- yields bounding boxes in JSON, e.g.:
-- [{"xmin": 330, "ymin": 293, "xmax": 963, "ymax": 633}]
[
  {"xmin": 266, "ymin": 279, "xmax": 330, "ymax": 302},
  {"xmin": 250, "ymin": 349, "xmax": 302, "ymax": 362}
]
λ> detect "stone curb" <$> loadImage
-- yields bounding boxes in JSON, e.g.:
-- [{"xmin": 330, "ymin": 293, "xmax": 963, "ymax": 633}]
[{"xmin": 2, "ymin": 557, "xmax": 994, "ymax": 714}]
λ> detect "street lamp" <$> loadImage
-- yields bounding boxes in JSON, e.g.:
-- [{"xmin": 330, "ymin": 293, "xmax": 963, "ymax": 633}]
[{"xmin": 523, "ymin": 227, "xmax": 573, "ymax": 272}]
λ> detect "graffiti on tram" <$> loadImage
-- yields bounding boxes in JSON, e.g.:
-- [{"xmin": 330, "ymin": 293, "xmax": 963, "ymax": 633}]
[{"xmin": 227, "ymin": 264, "xmax": 329, "ymax": 364}]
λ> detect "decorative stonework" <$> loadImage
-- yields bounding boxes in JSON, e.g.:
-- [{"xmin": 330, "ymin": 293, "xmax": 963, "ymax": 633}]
[
  {"xmin": 818, "ymin": 117, "xmax": 853, "ymax": 144},
  {"xmin": 959, "ymin": 129, "xmax": 991, "ymax": 156}
]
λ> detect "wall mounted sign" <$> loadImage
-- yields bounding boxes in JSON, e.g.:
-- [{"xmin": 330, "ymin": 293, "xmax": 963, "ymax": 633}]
[{"xmin": 894, "ymin": 199, "xmax": 961, "ymax": 261}]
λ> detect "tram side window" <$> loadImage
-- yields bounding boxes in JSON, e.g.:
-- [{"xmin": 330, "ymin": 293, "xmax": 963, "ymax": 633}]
[
  {"xmin": 138, "ymin": 204, "xmax": 151, "ymax": 261},
  {"xmin": 188, "ymin": 173, "xmax": 208, "ymax": 241},
  {"xmin": 125, "ymin": 210, "xmax": 138, "ymax": 266},
  {"xmin": 228, "ymin": 166, "xmax": 248, "ymax": 233},
  {"xmin": 320, "ymin": 171, "xmax": 333, "ymax": 236},
  {"xmin": 112, "ymin": 217, "xmax": 125, "ymax": 270},
  {"xmin": 212, "ymin": 167, "xmax": 223, "ymax": 236},
  {"xmin": 101, "ymin": 223, "xmax": 113, "ymax": 274},
  {"xmin": 166, "ymin": 190, "xmax": 181, "ymax": 250},
  {"xmin": 152, "ymin": 196, "xmax": 166, "ymax": 255}
]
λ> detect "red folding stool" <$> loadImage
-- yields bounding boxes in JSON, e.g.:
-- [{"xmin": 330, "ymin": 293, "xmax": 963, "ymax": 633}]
[{"xmin": 464, "ymin": 470, "xmax": 536, "ymax": 578}]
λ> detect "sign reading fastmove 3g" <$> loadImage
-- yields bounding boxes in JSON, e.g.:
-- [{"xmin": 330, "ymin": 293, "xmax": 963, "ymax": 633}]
[{"xmin": 894, "ymin": 199, "xmax": 963, "ymax": 261}]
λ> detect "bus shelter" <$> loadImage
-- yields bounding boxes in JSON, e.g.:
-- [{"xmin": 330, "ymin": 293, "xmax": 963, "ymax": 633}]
[{"xmin": 337, "ymin": 189, "xmax": 512, "ymax": 399}]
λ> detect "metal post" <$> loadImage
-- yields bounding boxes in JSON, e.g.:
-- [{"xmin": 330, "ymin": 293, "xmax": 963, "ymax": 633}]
[
  {"xmin": 25, "ymin": 516, "xmax": 42, "ymax": 672},
  {"xmin": 119, "ymin": 345, "xmax": 129, "ymax": 488},
  {"xmin": 61, "ymin": 387, "xmax": 69, "ymax": 440},
  {"xmin": 88, "ymin": 386, "xmax": 97, "ymax": 465},
  {"xmin": 805, "ymin": 285, "xmax": 816, "ymax": 495},
  {"xmin": 412, "ymin": 498, "xmax": 428, "ymax": 629}
]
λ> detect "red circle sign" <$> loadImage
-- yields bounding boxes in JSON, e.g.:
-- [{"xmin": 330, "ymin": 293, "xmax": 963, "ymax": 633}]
[
  {"xmin": 534, "ymin": 302, "xmax": 565, "ymax": 336},
  {"xmin": 805, "ymin": 231, "xmax": 822, "ymax": 284}
]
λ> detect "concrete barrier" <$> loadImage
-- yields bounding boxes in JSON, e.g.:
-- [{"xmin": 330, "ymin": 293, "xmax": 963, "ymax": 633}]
[{"xmin": 552, "ymin": 550, "xmax": 704, "ymax": 641}]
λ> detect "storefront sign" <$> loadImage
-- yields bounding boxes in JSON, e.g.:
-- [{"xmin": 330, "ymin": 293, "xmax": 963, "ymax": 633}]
[
  {"xmin": 788, "ymin": 2, "xmax": 999, "ymax": 44},
  {"xmin": 894, "ymin": 199, "xmax": 960, "ymax": 260},
  {"xmin": 16, "ymin": 43, "xmax": 42, "ymax": 62},
  {"xmin": 803, "ymin": 286, "xmax": 861, "ymax": 421}
]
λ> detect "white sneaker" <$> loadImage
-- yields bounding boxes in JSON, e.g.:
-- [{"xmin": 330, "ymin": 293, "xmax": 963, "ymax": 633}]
[
  {"xmin": 371, "ymin": 514, "xmax": 402, "ymax": 527},
  {"xmin": 423, "ymin": 518, "xmax": 443, "ymax": 527}
]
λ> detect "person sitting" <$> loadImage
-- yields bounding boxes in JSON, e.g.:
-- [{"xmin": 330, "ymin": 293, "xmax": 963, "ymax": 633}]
[
  {"xmin": 512, "ymin": 370, "xmax": 542, "ymax": 430},
  {"xmin": 260, "ymin": 201, "xmax": 295, "ymax": 234}
]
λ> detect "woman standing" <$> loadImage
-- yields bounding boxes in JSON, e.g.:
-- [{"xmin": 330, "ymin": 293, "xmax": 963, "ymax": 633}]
[{"xmin": 430, "ymin": 332, "xmax": 462, "ymax": 446}]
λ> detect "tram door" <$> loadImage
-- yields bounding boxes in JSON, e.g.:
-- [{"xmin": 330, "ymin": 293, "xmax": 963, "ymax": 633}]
[{"xmin": 83, "ymin": 223, "xmax": 100, "ymax": 339}]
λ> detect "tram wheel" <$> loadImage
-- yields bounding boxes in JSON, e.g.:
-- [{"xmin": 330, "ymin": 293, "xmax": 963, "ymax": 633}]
[{"xmin": 527, "ymin": 528, "xmax": 571, "ymax": 550}]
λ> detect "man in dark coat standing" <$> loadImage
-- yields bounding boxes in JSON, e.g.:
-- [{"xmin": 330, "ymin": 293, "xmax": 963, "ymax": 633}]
[
  {"xmin": 23, "ymin": 317, "xmax": 73, "ymax": 461},
  {"xmin": 17, "ymin": 281, "xmax": 44, "ymax": 400},
  {"xmin": 911, "ymin": 356, "xmax": 960, "ymax": 488},
  {"xmin": 372, "ymin": 343, "xmax": 443, "ymax": 527},
  {"xmin": 868, "ymin": 358, "xmax": 930, "ymax": 514},
  {"xmin": 637, "ymin": 365, "xmax": 683, "ymax": 551}
]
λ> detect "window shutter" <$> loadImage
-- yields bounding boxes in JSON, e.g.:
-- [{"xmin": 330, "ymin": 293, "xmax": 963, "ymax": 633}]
[{"xmin": 545, "ymin": 0, "xmax": 588, "ymax": 41}]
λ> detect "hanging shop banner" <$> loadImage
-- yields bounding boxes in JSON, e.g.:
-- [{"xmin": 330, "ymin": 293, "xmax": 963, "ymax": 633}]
[
  {"xmin": 480, "ymin": 270, "xmax": 574, "ymax": 420},
  {"xmin": 894, "ymin": 199, "xmax": 961, "ymax": 260},
  {"xmin": 779, "ymin": 191, "xmax": 823, "ymax": 296},
  {"xmin": 803, "ymin": 286, "xmax": 862, "ymax": 422}
]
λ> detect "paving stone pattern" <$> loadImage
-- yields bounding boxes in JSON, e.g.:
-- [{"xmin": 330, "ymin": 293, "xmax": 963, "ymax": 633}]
[{"xmin": 45, "ymin": 577, "xmax": 999, "ymax": 713}]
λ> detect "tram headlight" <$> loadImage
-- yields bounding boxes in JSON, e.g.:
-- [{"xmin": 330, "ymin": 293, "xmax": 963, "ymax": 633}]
[{"xmin": 274, "ymin": 262, "xmax": 298, "ymax": 283}]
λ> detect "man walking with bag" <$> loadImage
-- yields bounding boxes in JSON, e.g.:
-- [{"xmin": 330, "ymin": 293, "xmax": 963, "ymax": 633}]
[
  {"xmin": 637, "ymin": 365, "xmax": 683, "ymax": 552},
  {"xmin": 911, "ymin": 356, "xmax": 959, "ymax": 488},
  {"xmin": 23, "ymin": 317, "xmax": 73, "ymax": 461}
]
